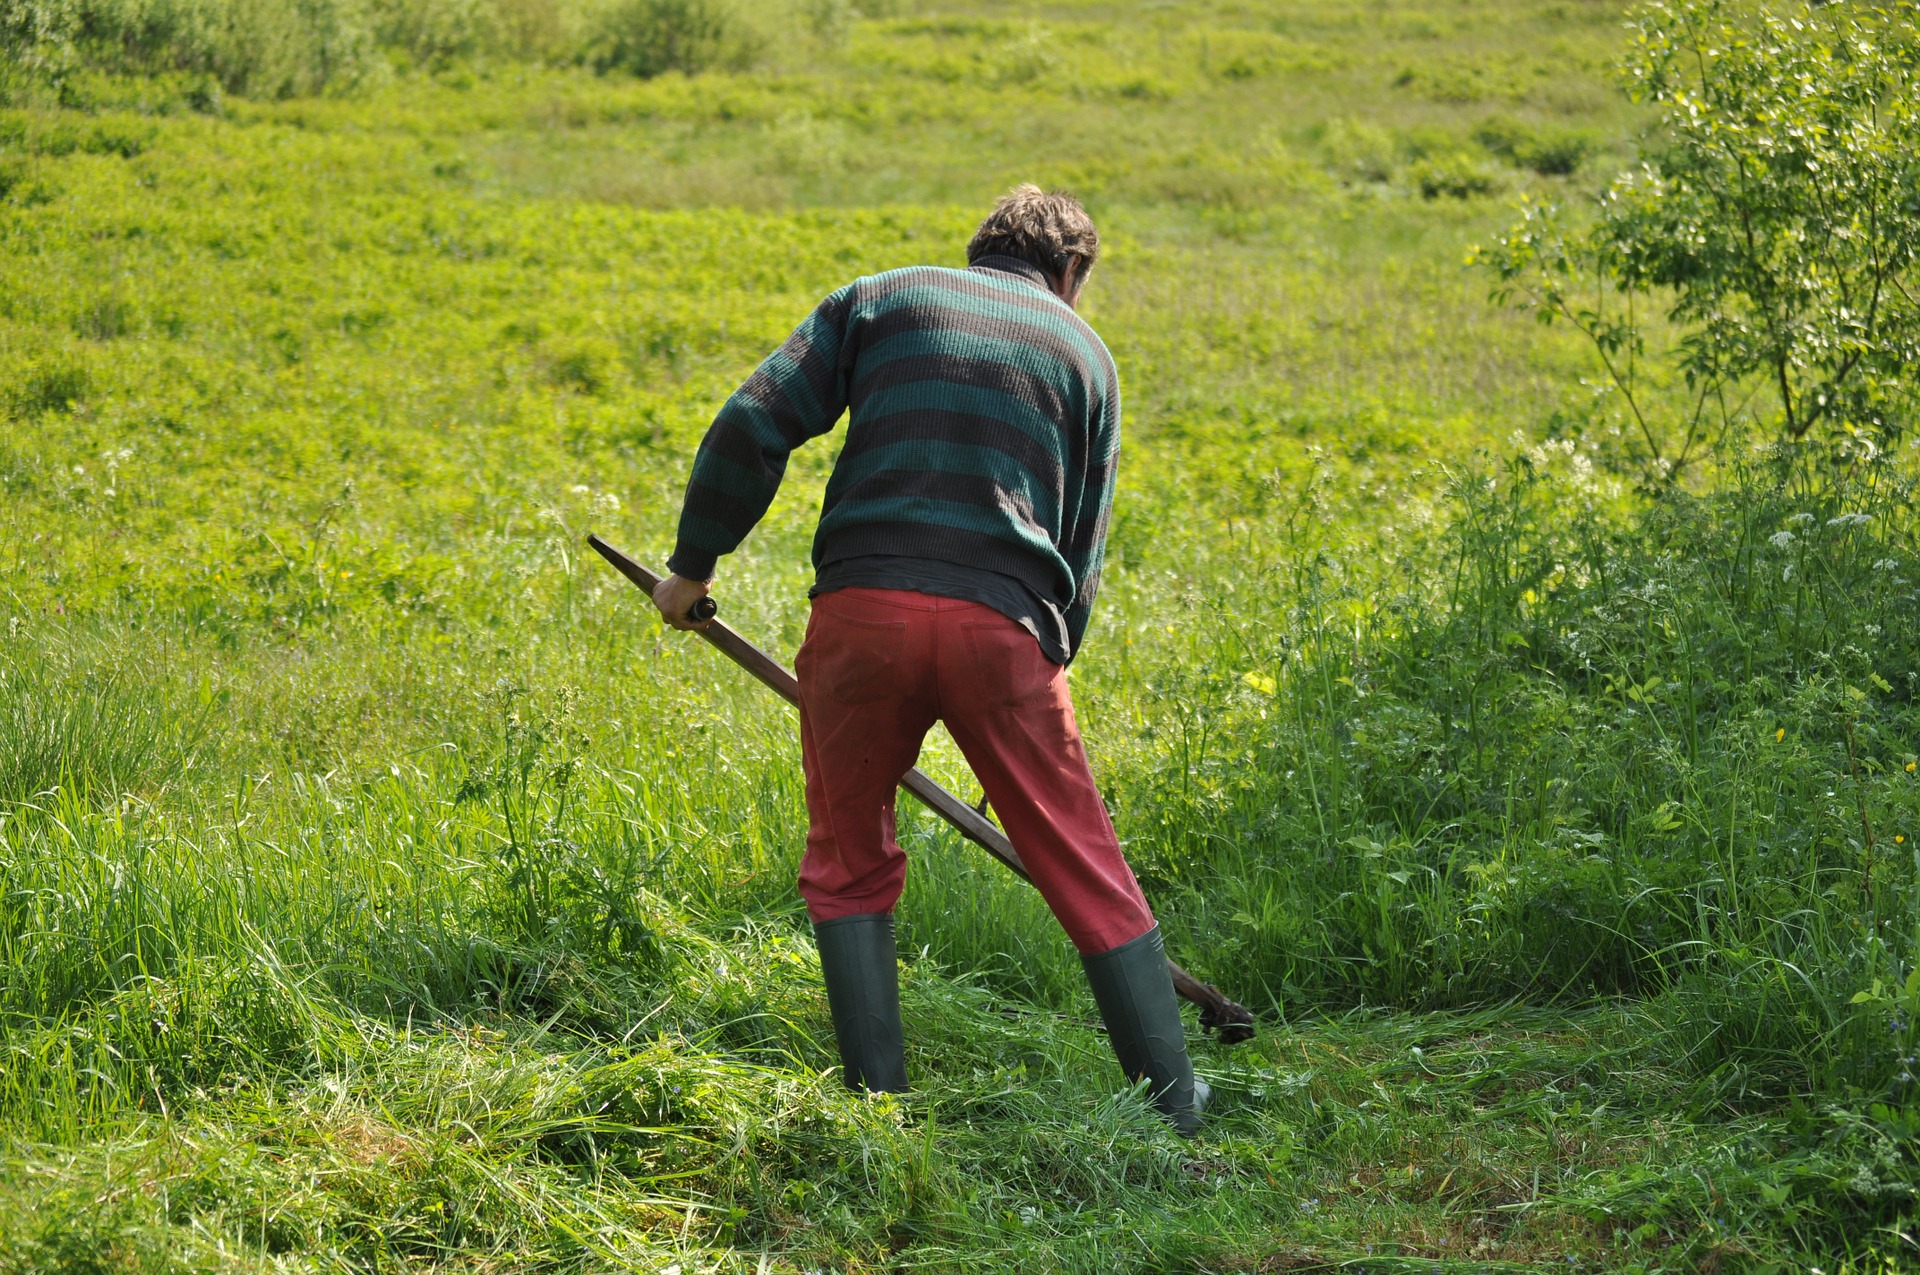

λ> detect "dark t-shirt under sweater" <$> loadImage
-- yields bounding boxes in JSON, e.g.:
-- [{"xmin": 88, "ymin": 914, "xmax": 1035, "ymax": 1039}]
[{"xmin": 812, "ymin": 554, "xmax": 1071, "ymax": 665}]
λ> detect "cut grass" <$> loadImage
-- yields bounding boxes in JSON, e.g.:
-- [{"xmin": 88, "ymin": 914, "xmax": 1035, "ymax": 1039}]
[{"xmin": 0, "ymin": 972, "xmax": 1789, "ymax": 1271}]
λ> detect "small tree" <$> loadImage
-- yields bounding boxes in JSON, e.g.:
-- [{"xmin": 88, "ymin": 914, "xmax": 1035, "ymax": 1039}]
[
  {"xmin": 586, "ymin": 0, "xmax": 760, "ymax": 78},
  {"xmin": 1480, "ymin": 0, "xmax": 1920, "ymax": 481}
]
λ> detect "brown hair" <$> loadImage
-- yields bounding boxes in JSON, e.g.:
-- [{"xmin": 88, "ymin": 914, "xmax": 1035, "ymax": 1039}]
[{"xmin": 965, "ymin": 184, "xmax": 1100, "ymax": 286}]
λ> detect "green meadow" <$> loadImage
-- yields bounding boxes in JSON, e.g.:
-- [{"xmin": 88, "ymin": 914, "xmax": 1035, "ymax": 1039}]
[{"xmin": 3, "ymin": 0, "xmax": 1919, "ymax": 1268}]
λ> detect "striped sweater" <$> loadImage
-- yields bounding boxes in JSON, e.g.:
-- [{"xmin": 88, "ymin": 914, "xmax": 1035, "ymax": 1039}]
[{"xmin": 668, "ymin": 255, "xmax": 1122, "ymax": 658}]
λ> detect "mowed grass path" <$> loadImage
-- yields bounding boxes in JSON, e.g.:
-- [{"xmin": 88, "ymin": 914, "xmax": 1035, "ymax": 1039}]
[{"xmin": 0, "ymin": 1, "xmax": 1893, "ymax": 1270}]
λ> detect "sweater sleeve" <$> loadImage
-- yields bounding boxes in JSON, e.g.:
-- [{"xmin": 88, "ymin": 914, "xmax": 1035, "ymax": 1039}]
[
  {"xmin": 1060, "ymin": 363, "xmax": 1121, "ymax": 659},
  {"xmin": 667, "ymin": 285, "xmax": 856, "ymax": 580}
]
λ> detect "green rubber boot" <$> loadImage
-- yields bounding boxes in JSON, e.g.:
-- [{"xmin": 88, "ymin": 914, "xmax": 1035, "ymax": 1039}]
[
  {"xmin": 813, "ymin": 913, "xmax": 909, "ymax": 1094},
  {"xmin": 1081, "ymin": 925, "xmax": 1208, "ymax": 1136}
]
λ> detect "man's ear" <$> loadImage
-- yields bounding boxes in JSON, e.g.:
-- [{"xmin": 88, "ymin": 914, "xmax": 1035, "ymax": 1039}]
[{"xmin": 1052, "ymin": 257, "xmax": 1086, "ymax": 305}]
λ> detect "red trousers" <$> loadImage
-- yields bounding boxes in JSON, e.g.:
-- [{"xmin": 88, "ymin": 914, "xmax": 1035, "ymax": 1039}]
[{"xmin": 793, "ymin": 587, "xmax": 1156, "ymax": 956}]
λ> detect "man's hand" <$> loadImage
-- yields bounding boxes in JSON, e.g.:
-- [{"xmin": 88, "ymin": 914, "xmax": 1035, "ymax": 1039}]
[{"xmin": 652, "ymin": 573, "xmax": 714, "ymax": 630}]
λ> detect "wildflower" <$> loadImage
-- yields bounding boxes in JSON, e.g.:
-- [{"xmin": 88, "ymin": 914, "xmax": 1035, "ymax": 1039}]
[
  {"xmin": 1776, "ymin": 728, "xmax": 1786, "ymax": 743},
  {"xmin": 1769, "ymin": 530, "xmax": 1796, "ymax": 548},
  {"xmin": 1907, "ymin": 761, "xmax": 1915, "ymax": 773}
]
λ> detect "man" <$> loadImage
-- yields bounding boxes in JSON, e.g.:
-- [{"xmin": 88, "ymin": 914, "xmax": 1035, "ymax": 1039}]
[{"xmin": 651, "ymin": 186, "xmax": 1206, "ymax": 1135}]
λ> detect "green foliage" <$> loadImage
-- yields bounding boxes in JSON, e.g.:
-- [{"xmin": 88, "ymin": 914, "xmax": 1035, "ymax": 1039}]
[
  {"xmin": 1472, "ymin": 113, "xmax": 1595, "ymax": 175},
  {"xmin": 1, "ymin": 0, "xmax": 860, "ymax": 97},
  {"xmin": 1482, "ymin": 0, "xmax": 1920, "ymax": 479},
  {"xmin": 1134, "ymin": 445, "xmax": 1920, "ymax": 1076},
  {"xmin": 1406, "ymin": 150, "xmax": 1501, "ymax": 199},
  {"xmin": 59, "ymin": 0, "xmax": 382, "ymax": 98},
  {"xmin": 585, "ymin": 0, "xmax": 758, "ymax": 78},
  {"xmin": 3, "ymin": 358, "xmax": 89, "ymax": 415}
]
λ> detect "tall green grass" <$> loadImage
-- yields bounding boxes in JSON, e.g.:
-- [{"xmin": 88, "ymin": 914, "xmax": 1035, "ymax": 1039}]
[
  {"xmin": 5, "ymin": 442, "xmax": 1917, "ymax": 1263},
  {"xmin": 1117, "ymin": 445, "xmax": 1920, "ymax": 1096},
  {"xmin": 0, "ymin": 625, "xmax": 207, "ymax": 804}
]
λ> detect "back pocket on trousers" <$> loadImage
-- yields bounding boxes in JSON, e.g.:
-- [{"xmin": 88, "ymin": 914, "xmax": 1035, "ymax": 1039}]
[
  {"xmin": 961, "ymin": 619, "xmax": 1058, "ymax": 710},
  {"xmin": 800, "ymin": 607, "xmax": 910, "ymax": 707}
]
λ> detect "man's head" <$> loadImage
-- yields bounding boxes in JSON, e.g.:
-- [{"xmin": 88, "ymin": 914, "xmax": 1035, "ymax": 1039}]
[{"xmin": 966, "ymin": 184, "xmax": 1100, "ymax": 308}]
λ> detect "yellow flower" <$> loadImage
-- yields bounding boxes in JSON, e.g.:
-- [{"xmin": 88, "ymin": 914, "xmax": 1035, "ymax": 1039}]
[
  {"xmin": 1908, "ymin": 761, "xmax": 1916, "ymax": 773},
  {"xmin": 1775, "ymin": 728, "xmax": 1785, "ymax": 743}
]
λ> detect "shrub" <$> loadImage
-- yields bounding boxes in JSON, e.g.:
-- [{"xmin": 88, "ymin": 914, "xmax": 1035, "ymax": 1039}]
[
  {"xmin": 365, "ymin": 0, "xmax": 496, "ymax": 67},
  {"xmin": 542, "ymin": 333, "xmax": 622, "ymax": 395},
  {"xmin": 1316, "ymin": 115, "xmax": 1395, "ymax": 184},
  {"xmin": 1481, "ymin": 0, "xmax": 1920, "ymax": 478},
  {"xmin": 5, "ymin": 359, "xmax": 89, "ymax": 416},
  {"xmin": 1407, "ymin": 151, "xmax": 1499, "ymax": 199},
  {"xmin": 1, "ymin": 0, "xmax": 82, "ymax": 84},
  {"xmin": 585, "ymin": 0, "xmax": 762, "ymax": 78},
  {"xmin": 10, "ymin": 0, "xmax": 388, "ymax": 97},
  {"xmin": 1471, "ymin": 114, "xmax": 1593, "ymax": 175},
  {"xmin": 1109, "ymin": 435, "xmax": 1920, "ymax": 1102},
  {"xmin": 2, "ymin": 0, "xmax": 825, "ymax": 94}
]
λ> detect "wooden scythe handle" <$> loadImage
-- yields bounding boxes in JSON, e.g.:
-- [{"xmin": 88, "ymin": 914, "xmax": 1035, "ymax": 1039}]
[{"xmin": 588, "ymin": 534, "xmax": 1256, "ymax": 1043}]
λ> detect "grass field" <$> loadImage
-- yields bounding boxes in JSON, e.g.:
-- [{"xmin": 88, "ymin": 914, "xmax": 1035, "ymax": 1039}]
[{"xmin": 4, "ymin": 0, "xmax": 1920, "ymax": 1269}]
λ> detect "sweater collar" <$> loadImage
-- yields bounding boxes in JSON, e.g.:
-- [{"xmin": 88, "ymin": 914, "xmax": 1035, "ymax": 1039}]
[{"xmin": 967, "ymin": 254, "xmax": 1055, "ymax": 293}]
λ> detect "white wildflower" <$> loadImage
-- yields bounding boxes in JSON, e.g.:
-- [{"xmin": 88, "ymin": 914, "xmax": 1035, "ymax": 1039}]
[{"xmin": 1769, "ymin": 530, "xmax": 1796, "ymax": 548}]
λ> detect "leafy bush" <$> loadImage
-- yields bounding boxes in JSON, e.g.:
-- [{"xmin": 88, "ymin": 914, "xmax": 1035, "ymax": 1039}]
[
  {"xmin": 1, "ymin": 0, "xmax": 794, "ymax": 94},
  {"xmin": 365, "ymin": 0, "xmax": 498, "ymax": 68},
  {"xmin": 4, "ymin": 359, "xmax": 89, "ymax": 416},
  {"xmin": 7, "ymin": 0, "xmax": 387, "ymax": 97},
  {"xmin": 1315, "ymin": 115, "xmax": 1396, "ymax": 184},
  {"xmin": 1471, "ymin": 114, "xmax": 1593, "ymax": 175},
  {"xmin": 1129, "ymin": 440, "xmax": 1920, "ymax": 1102},
  {"xmin": 1406, "ymin": 151, "xmax": 1500, "ymax": 199},
  {"xmin": 1481, "ymin": 0, "xmax": 1920, "ymax": 477},
  {"xmin": 584, "ymin": 0, "xmax": 762, "ymax": 78}
]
